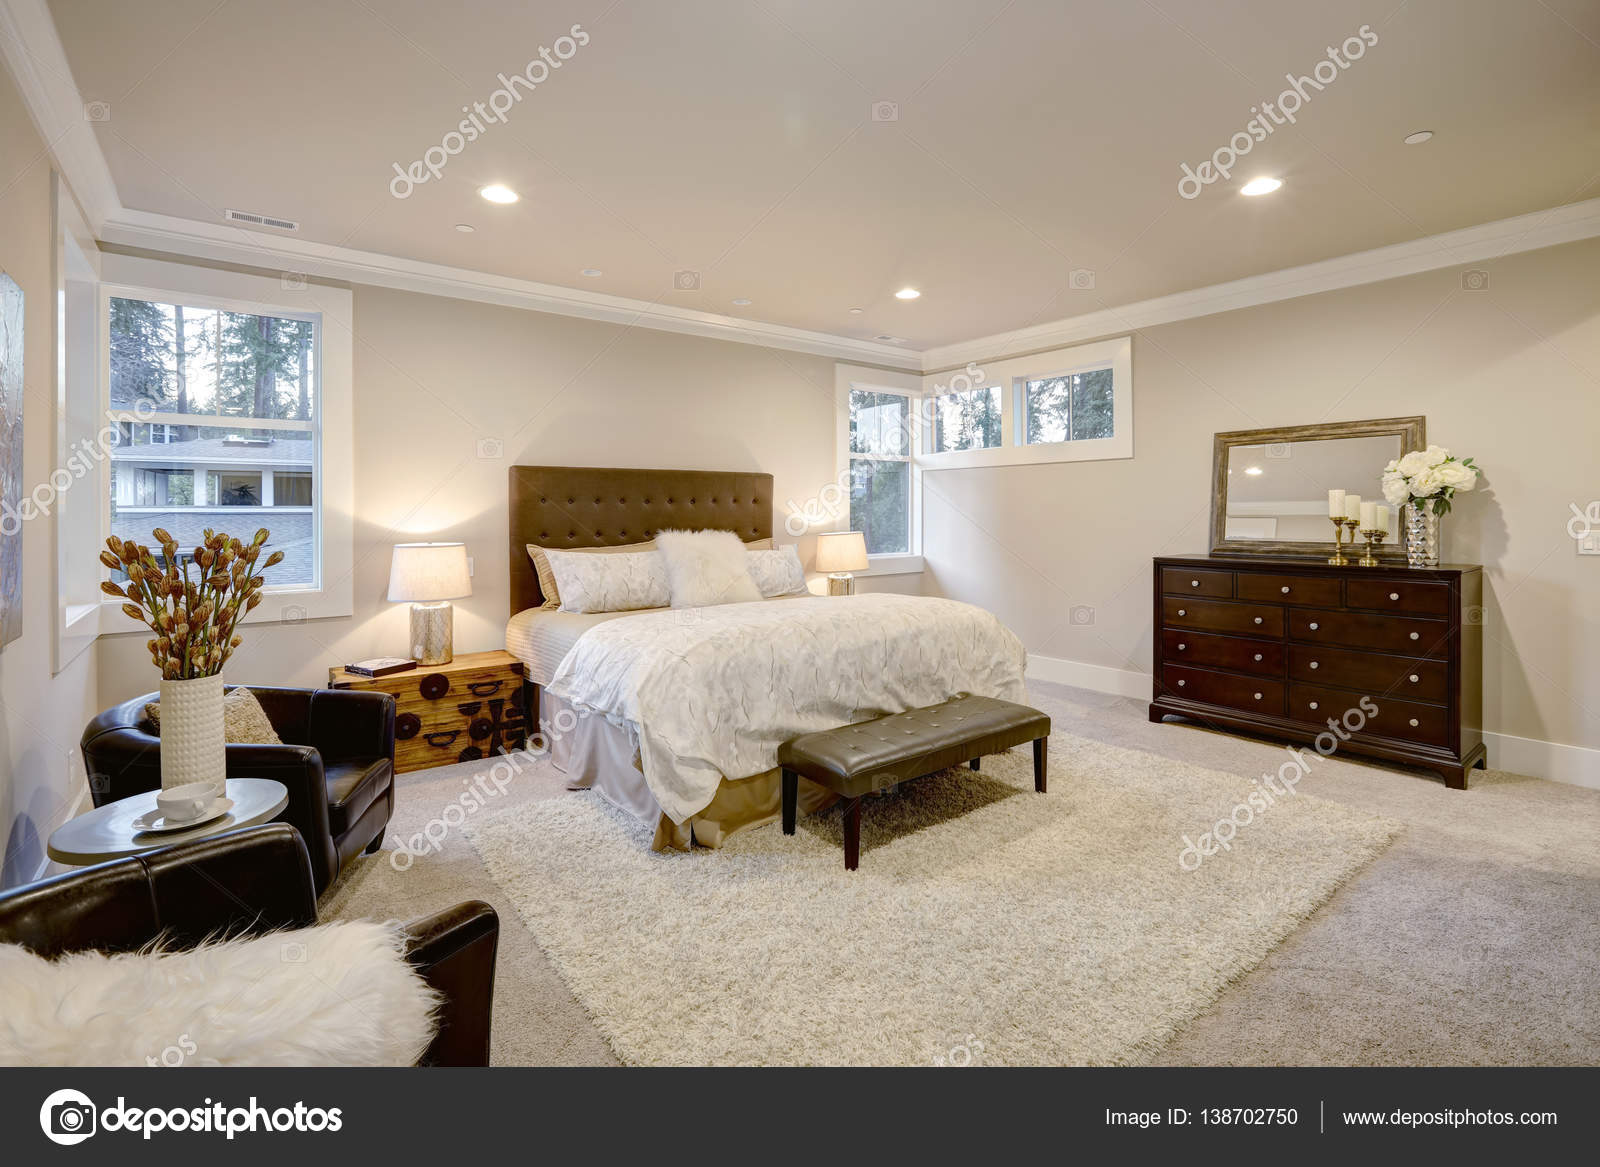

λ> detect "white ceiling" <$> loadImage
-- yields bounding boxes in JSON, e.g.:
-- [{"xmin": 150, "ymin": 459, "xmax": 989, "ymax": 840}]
[{"xmin": 41, "ymin": 0, "xmax": 1600, "ymax": 350}]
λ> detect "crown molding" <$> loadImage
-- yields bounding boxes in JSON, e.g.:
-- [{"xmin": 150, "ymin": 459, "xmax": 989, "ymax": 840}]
[{"xmin": 921, "ymin": 196, "xmax": 1600, "ymax": 371}]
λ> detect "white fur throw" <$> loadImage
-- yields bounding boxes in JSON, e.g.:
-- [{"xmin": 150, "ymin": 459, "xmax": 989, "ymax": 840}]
[
  {"xmin": 654, "ymin": 529, "xmax": 763, "ymax": 608},
  {"xmin": 0, "ymin": 920, "xmax": 438, "ymax": 1067}
]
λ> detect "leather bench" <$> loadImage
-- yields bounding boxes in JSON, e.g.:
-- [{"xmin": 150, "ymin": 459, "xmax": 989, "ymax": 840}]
[{"xmin": 777, "ymin": 694, "xmax": 1051, "ymax": 869}]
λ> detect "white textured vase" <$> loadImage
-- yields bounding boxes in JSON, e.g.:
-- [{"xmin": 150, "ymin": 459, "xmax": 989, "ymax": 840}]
[{"xmin": 158, "ymin": 673, "xmax": 227, "ymax": 799}]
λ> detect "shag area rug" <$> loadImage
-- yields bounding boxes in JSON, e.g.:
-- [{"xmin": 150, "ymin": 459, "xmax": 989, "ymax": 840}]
[{"xmin": 465, "ymin": 732, "xmax": 1400, "ymax": 1065}]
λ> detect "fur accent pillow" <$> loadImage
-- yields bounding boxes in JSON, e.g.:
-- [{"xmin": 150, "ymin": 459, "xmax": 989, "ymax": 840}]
[
  {"xmin": 654, "ymin": 529, "xmax": 764, "ymax": 608},
  {"xmin": 0, "ymin": 920, "xmax": 439, "ymax": 1066},
  {"xmin": 747, "ymin": 546, "xmax": 808, "ymax": 598},
  {"xmin": 544, "ymin": 548, "xmax": 669, "ymax": 613},
  {"xmin": 145, "ymin": 687, "xmax": 282, "ymax": 745}
]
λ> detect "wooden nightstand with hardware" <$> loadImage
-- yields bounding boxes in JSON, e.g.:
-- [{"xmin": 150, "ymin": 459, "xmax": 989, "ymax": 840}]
[{"xmin": 328, "ymin": 650, "xmax": 527, "ymax": 773}]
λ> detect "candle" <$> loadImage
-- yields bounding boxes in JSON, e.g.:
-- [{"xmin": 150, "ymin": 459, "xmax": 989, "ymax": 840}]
[
  {"xmin": 1360, "ymin": 501, "xmax": 1376, "ymax": 530},
  {"xmin": 1344, "ymin": 493, "xmax": 1361, "ymax": 521},
  {"xmin": 1328, "ymin": 489, "xmax": 1346, "ymax": 519},
  {"xmin": 1375, "ymin": 505, "xmax": 1389, "ymax": 534}
]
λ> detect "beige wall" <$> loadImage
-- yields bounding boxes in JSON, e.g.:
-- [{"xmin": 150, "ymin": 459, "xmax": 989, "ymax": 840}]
[
  {"xmin": 98, "ymin": 284, "xmax": 899, "ymax": 699},
  {"xmin": 0, "ymin": 65, "xmax": 101, "ymax": 886},
  {"xmin": 921, "ymin": 236, "xmax": 1600, "ymax": 755}
]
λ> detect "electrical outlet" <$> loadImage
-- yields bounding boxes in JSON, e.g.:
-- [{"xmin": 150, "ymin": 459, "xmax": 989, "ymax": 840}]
[{"xmin": 1580, "ymin": 532, "xmax": 1600, "ymax": 556}]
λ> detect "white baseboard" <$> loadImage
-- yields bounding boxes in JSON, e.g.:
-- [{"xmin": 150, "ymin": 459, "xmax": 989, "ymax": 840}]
[
  {"xmin": 1026, "ymin": 653, "xmax": 1149, "ymax": 700},
  {"xmin": 1025, "ymin": 653, "xmax": 1600, "ymax": 791}
]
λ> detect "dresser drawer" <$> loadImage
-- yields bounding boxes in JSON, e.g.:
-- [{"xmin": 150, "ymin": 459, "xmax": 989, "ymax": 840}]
[
  {"xmin": 1288, "ymin": 608, "xmax": 1450, "ymax": 658},
  {"xmin": 1288, "ymin": 646, "xmax": 1448, "ymax": 704},
  {"xmin": 1163, "ymin": 630, "xmax": 1283, "ymax": 676},
  {"xmin": 1162, "ymin": 597, "xmax": 1283, "ymax": 637},
  {"xmin": 1161, "ymin": 567, "xmax": 1233, "ymax": 598},
  {"xmin": 1162, "ymin": 664, "xmax": 1285, "ymax": 715},
  {"xmin": 1346, "ymin": 577, "xmax": 1450, "ymax": 616},
  {"xmin": 1236, "ymin": 572, "xmax": 1342, "ymax": 607},
  {"xmin": 1289, "ymin": 684, "xmax": 1449, "ymax": 747}
]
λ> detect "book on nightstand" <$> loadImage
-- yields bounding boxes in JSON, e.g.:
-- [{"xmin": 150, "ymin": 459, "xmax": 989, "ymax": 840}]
[{"xmin": 343, "ymin": 657, "xmax": 418, "ymax": 678}]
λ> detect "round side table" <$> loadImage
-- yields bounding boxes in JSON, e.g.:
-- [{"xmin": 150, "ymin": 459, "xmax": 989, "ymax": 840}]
[{"xmin": 47, "ymin": 778, "xmax": 290, "ymax": 866}]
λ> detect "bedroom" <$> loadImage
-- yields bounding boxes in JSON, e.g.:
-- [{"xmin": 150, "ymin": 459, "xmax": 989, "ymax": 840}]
[{"xmin": 0, "ymin": 0, "xmax": 1597, "ymax": 1147}]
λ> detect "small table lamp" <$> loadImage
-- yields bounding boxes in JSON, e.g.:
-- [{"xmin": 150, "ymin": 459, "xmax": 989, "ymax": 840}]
[
  {"xmin": 388, "ymin": 542, "xmax": 472, "ymax": 665},
  {"xmin": 815, "ymin": 530, "xmax": 869, "ymax": 596}
]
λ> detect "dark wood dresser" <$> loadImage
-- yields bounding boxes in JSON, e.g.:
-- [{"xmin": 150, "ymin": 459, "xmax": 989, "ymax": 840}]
[{"xmin": 1150, "ymin": 556, "xmax": 1485, "ymax": 788}]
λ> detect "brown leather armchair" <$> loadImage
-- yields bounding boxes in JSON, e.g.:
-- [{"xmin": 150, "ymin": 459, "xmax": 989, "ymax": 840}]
[
  {"xmin": 80, "ymin": 686, "xmax": 395, "ymax": 894},
  {"xmin": 0, "ymin": 824, "xmax": 498, "ymax": 1066}
]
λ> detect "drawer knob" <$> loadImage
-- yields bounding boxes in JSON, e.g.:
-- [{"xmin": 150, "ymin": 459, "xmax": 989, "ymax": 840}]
[
  {"xmin": 1178, "ymin": 643, "xmax": 1187, "ymax": 650},
  {"xmin": 1254, "ymin": 653, "xmax": 1263, "ymax": 661},
  {"xmin": 1410, "ymin": 632, "xmax": 1420, "ymax": 640},
  {"xmin": 1309, "ymin": 701, "xmax": 1319, "ymax": 710},
  {"xmin": 1253, "ymin": 692, "xmax": 1263, "ymax": 700},
  {"xmin": 1310, "ymin": 661, "xmax": 1319, "ymax": 669},
  {"xmin": 1254, "ymin": 617, "xmax": 1263, "ymax": 625},
  {"xmin": 1309, "ymin": 622, "xmax": 1319, "ymax": 630},
  {"xmin": 1409, "ymin": 718, "xmax": 1420, "ymax": 727},
  {"xmin": 1409, "ymin": 674, "xmax": 1419, "ymax": 683},
  {"xmin": 1177, "ymin": 679, "xmax": 1185, "ymax": 686},
  {"xmin": 1281, "ymin": 586, "xmax": 1290, "ymax": 594},
  {"xmin": 1390, "ymin": 592, "xmax": 1400, "ymax": 601},
  {"xmin": 1178, "ymin": 609, "xmax": 1186, "ymax": 616},
  {"xmin": 1191, "ymin": 579, "xmax": 1200, "ymax": 587}
]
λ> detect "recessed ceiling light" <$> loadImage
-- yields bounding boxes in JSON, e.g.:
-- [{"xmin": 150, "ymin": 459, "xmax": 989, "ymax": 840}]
[
  {"xmin": 454, "ymin": 223, "xmax": 475, "ymax": 233},
  {"xmin": 1403, "ymin": 130, "xmax": 1434, "ymax": 145},
  {"xmin": 894, "ymin": 287, "xmax": 921, "ymax": 300},
  {"xmin": 478, "ymin": 184, "xmax": 519, "ymax": 204},
  {"xmin": 1245, "ymin": 466, "xmax": 1264, "ymax": 476},
  {"xmin": 848, "ymin": 307, "xmax": 864, "ymax": 315},
  {"xmin": 1240, "ymin": 177, "xmax": 1283, "ymax": 196},
  {"xmin": 580, "ymin": 268, "xmax": 602, "ymax": 277},
  {"xmin": 731, "ymin": 298, "xmax": 751, "ymax": 306}
]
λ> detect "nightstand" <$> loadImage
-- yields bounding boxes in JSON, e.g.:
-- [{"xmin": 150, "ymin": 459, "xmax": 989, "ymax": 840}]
[{"xmin": 328, "ymin": 650, "xmax": 527, "ymax": 772}]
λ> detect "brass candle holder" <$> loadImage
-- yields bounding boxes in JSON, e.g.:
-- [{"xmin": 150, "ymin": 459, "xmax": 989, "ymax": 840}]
[
  {"xmin": 1357, "ymin": 527, "xmax": 1388, "ymax": 567},
  {"xmin": 1328, "ymin": 516, "xmax": 1351, "ymax": 565}
]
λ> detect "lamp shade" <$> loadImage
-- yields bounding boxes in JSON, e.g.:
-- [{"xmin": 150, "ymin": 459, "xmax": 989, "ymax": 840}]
[
  {"xmin": 815, "ymin": 530, "xmax": 869, "ymax": 573},
  {"xmin": 387, "ymin": 542, "xmax": 472, "ymax": 602}
]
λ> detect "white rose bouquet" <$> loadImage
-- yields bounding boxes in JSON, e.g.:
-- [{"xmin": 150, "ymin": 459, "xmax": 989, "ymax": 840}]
[{"xmin": 1381, "ymin": 445, "xmax": 1479, "ymax": 516}]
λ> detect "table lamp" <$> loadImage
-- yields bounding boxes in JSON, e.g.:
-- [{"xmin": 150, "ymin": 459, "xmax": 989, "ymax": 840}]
[
  {"xmin": 388, "ymin": 542, "xmax": 471, "ymax": 665},
  {"xmin": 815, "ymin": 531, "xmax": 869, "ymax": 596}
]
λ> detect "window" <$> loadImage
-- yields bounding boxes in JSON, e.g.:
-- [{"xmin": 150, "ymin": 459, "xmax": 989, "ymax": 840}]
[
  {"xmin": 106, "ymin": 294, "xmax": 319, "ymax": 587},
  {"xmin": 918, "ymin": 336, "xmax": 1132, "ymax": 469},
  {"xmin": 832, "ymin": 364, "xmax": 923, "ymax": 571}
]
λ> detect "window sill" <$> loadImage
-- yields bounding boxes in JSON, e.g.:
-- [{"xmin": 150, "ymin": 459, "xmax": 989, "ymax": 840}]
[
  {"xmin": 96, "ymin": 583, "xmax": 351, "ymax": 636},
  {"xmin": 862, "ymin": 555, "xmax": 924, "ymax": 577}
]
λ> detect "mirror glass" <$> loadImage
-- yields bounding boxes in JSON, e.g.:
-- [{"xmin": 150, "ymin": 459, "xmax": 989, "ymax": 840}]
[{"xmin": 1222, "ymin": 434, "xmax": 1403, "ymax": 543}]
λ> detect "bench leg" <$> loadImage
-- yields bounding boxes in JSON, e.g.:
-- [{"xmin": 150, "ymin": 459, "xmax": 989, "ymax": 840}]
[
  {"xmin": 1033, "ymin": 737, "xmax": 1048, "ymax": 793},
  {"xmin": 781, "ymin": 768, "xmax": 798, "ymax": 835},
  {"xmin": 842, "ymin": 797, "xmax": 861, "ymax": 870},
  {"xmin": 969, "ymin": 757, "xmax": 980, "ymax": 771}
]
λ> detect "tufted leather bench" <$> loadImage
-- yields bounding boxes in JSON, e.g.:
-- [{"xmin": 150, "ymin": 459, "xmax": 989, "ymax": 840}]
[{"xmin": 776, "ymin": 694, "xmax": 1051, "ymax": 869}]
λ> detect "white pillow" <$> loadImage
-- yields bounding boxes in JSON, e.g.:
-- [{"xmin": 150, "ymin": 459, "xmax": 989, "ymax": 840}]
[
  {"xmin": 747, "ymin": 546, "xmax": 808, "ymax": 598},
  {"xmin": 654, "ymin": 529, "xmax": 763, "ymax": 608},
  {"xmin": 543, "ymin": 548, "xmax": 669, "ymax": 613},
  {"xmin": 0, "ymin": 920, "xmax": 438, "ymax": 1067}
]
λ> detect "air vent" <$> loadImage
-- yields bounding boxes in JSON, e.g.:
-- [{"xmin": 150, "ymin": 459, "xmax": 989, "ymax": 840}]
[
  {"xmin": 873, "ymin": 334, "xmax": 905, "ymax": 343},
  {"xmin": 224, "ymin": 208, "xmax": 299, "ymax": 231}
]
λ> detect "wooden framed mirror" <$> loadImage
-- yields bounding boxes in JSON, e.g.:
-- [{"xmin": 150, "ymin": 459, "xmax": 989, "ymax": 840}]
[{"xmin": 1210, "ymin": 416, "xmax": 1426, "ymax": 560}]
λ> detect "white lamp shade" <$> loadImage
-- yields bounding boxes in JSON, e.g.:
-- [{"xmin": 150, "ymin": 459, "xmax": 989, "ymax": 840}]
[
  {"xmin": 387, "ymin": 542, "xmax": 472, "ymax": 602},
  {"xmin": 815, "ymin": 531, "xmax": 869, "ymax": 573}
]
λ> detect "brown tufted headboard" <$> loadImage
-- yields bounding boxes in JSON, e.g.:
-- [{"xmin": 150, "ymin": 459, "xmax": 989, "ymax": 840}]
[{"xmin": 508, "ymin": 466, "xmax": 775, "ymax": 614}]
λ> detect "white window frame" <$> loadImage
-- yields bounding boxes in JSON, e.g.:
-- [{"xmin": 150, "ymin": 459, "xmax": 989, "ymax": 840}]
[
  {"xmin": 832, "ymin": 363, "xmax": 923, "ymax": 575},
  {"xmin": 917, "ymin": 336, "xmax": 1133, "ymax": 469},
  {"xmin": 95, "ymin": 254, "xmax": 353, "ymax": 632}
]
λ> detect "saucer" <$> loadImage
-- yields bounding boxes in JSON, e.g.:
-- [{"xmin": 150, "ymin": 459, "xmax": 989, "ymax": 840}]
[{"xmin": 133, "ymin": 796, "xmax": 235, "ymax": 834}]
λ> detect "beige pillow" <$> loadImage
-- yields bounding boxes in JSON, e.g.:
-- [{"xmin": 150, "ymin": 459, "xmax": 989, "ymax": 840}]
[
  {"xmin": 526, "ymin": 537, "xmax": 773, "ymax": 609},
  {"xmin": 145, "ymin": 687, "xmax": 283, "ymax": 745}
]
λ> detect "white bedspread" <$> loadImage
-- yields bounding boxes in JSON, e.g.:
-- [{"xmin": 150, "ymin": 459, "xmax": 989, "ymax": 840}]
[{"xmin": 546, "ymin": 593, "xmax": 1028, "ymax": 823}]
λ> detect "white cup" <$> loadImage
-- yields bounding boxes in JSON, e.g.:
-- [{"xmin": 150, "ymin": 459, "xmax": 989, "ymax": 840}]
[{"xmin": 156, "ymin": 782, "xmax": 216, "ymax": 823}]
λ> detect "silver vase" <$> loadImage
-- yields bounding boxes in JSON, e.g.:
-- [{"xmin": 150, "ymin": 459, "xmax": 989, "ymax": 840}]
[{"xmin": 1405, "ymin": 504, "xmax": 1441, "ymax": 568}]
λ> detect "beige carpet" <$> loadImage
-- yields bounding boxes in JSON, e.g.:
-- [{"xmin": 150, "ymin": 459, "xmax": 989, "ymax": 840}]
[{"xmin": 462, "ymin": 733, "xmax": 1400, "ymax": 1066}]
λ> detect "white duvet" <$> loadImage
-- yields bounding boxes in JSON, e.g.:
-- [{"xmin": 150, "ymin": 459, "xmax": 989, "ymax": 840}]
[{"xmin": 545, "ymin": 593, "xmax": 1029, "ymax": 823}]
